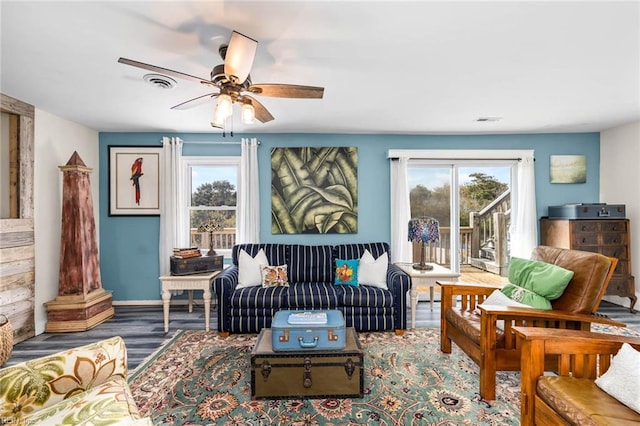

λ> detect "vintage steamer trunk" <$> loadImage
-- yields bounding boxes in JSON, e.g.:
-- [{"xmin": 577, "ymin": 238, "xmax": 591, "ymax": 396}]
[
  {"xmin": 251, "ymin": 328, "xmax": 364, "ymax": 399},
  {"xmin": 169, "ymin": 255, "xmax": 223, "ymax": 275},
  {"xmin": 271, "ymin": 310, "xmax": 346, "ymax": 351}
]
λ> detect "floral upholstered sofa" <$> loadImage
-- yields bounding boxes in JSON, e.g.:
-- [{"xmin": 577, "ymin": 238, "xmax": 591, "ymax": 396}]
[
  {"xmin": 0, "ymin": 336, "xmax": 151, "ymax": 425},
  {"xmin": 214, "ymin": 242, "xmax": 411, "ymax": 335}
]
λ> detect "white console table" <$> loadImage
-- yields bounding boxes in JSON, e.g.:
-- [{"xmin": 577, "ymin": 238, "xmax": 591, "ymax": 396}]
[
  {"xmin": 395, "ymin": 263, "xmax": 460, "ymax": 329},
  {"xmin": 159, "ymin": 270, "xmax": 222, "ymax": 333}
]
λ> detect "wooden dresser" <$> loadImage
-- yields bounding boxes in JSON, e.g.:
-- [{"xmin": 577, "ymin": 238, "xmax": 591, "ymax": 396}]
[{"xmin": 540, "ymin": 218, "xmax": 636, "ymax": 312}]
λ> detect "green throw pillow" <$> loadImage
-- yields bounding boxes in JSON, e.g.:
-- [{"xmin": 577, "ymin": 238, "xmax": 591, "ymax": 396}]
[
  {"xmin": 335, "ymin": 259, "xmax": 359, "ymax": 286},
  {"xmin": 501, "ymin": 257, "xmax": 574, "ymax": 310}
]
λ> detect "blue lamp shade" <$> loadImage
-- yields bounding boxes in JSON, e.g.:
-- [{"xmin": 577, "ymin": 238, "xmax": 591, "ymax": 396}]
[
  {"xmin": 408, "ymin": 217, "xmax": 440, "ymax": 243},
  {"xmin": 408, "ymin": 217, "xmax": 440, "ymax": 270}
]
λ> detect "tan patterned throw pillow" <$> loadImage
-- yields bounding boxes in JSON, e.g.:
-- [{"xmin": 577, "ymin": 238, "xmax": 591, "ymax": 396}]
[{"xmin": 261, "ymin": 265, "xmax": 289, "ymax": 288}]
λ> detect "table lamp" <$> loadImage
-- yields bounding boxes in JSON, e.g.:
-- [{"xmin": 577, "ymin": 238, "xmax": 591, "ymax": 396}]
[
  {"xmin": 197, "ymin": 221, "xmax": 223, "ymax": 256},
  {"xmin": 408, "ymin": 217, "xmax": 440, "ymax": 270}
]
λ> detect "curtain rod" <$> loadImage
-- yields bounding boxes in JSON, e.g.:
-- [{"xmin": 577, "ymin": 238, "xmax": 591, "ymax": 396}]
[
  {"xmin": 160, "ymin": 140, "xmax": 261, "ymax": 145},
  {"xmin": 184, "ymin": 140, "xmax": 260, "ymax": 145},
  {"xmin": 389, "ymin": 157, "xmax": 524, "ymax": 161}
]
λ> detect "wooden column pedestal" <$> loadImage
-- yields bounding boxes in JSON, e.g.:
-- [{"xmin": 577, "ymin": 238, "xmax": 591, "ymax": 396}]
[
  {"xmin": 46, "ymin": 152, "xmax": 113, "ymax": 332},
  {"xmin": 44, "ymin": 289, "xmax": 114, "ymax": 332}
]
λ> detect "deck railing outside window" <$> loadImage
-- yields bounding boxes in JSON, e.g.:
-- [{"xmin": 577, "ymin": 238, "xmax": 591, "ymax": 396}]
[{"xmin": 191, "ymin": 228, "xmax": 236, "ymax": 251}]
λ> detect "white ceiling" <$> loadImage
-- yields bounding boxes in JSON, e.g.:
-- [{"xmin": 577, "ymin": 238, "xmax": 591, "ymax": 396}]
[{"xmin": 2, "ymin": 1, "xmax": 639, "ymax": 135}]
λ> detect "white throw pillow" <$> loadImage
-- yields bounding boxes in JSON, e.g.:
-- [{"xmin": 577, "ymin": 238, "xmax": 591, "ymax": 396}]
[
  {"xmin": 237, "ymin": 249, "xmax": 269, "ymax": 288},
  {"xmin": 595, "ymin": 343, "xmax": 640, "ymax": 414},
  {"xmin": 358, "ymin": 249, "xmax": 388, "ymax": 289},
  {"xmin": 478, "ymin": 289, "xmax": 530, "ymax": 309}
]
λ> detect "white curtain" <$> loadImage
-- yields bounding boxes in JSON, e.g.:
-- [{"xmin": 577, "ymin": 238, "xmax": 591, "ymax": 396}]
[
  {"xmin": 159, "ymin": 137, "xmax": 188, "ymax": 278},
  {"xmin": 510, "ymin": 153, "xmax": 537, "ymax": 258},
  {"xmin": 390, "ymin": 157, "xmax": 412, "ymax": 263},
  {"xmin": 237, "ymin": 137, "xmax": 260, "ymax": 243}
]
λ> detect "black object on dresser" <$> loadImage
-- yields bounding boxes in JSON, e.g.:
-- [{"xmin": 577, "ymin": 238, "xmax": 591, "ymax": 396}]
[{"xmin": 540, "ymin": 217, "xmax": 636, "ymax": 312}]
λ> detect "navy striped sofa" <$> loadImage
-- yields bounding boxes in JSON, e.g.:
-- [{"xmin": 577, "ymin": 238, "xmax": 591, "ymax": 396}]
[{"xmin": 213, "ymin": 242, "xmax": 411, "ymax": 335}]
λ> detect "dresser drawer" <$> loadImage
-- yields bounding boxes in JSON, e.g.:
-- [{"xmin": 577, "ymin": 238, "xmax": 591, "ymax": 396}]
[
  {"xmin": 571, "ymin": 233, "xmax": 599, "ymax": 246},
  {"xmin": 600, "ymin": 245, "xmax": 629, "ymax": 260},
  {"xmin": 613, "ymin": 261, "xmax": 629, "ymax": 276},
  {"xmin": 606, "ymin": 276, "xmax": 634, "ymax": 297},
  {"xmin": 601, "ymin": 232, "xmax": 627, "ymax": 246},
  {"xmin": 571, "ymin": 221, "xmax": 599, "ymax": 233},
  {"xmin": 599, "ymin": 221, "xmax": 628, "ymax": 233}
]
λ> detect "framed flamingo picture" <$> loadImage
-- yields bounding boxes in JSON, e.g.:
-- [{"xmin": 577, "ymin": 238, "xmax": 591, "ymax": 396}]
[{"xmin": 108, "ymin": 145, "xmax": 162, "ymax": 216}]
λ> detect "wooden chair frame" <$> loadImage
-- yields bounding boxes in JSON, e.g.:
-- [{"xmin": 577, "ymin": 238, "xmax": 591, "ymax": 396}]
[
  {"xmin": 439, "ymin": 255, "xmax": 622, "ymax": 401},
  {"xmin": 514, "ymin": 327, "xmax": 640, "ymax": 425}
]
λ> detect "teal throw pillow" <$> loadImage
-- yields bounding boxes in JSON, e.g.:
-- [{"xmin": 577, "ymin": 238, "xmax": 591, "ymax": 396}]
[
  {"xmin": 335, "ymin": 259, "xmax": 359, "ymax": 286},
  {"xmin": 501, "ymin": 257, "xmax": 574, "ymax": 309}
]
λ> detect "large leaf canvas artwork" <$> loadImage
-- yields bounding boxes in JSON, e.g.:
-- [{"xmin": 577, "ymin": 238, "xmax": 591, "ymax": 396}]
[{"xmin": 271, "ymin": 147, "xmax": 358, "ymax": 234}]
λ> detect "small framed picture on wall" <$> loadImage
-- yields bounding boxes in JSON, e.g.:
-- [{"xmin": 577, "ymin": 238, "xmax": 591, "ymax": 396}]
[
  {"xmin": 549, "ymin": 155, "xmax": 586, "ymax": 184},
  {"xmin": 108, "ymin": 145, "xmax": 162, "ymax": 216}
]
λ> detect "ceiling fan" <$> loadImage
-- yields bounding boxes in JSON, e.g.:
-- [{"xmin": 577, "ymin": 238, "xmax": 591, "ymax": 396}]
[{"xmin": 118, "ymin": 30, "xmax": 324, "ymax": 128}]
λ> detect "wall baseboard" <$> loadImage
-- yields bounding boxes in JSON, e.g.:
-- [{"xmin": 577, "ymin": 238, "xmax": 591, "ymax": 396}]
[{"xmin": 112, "ymin": 300, "xmax": 210, "ymax": 307}]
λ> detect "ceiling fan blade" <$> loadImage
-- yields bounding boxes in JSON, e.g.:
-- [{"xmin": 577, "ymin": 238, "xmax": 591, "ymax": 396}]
[
  {"xmin": 245, "ymin": 95, "xmax": 274, "ymax": 123},
  {"xmin": 248, "ymin": 84, "xmax": 324, "ymax": 99},
  {"xmin": 118, "ymin": 57, "xmax": 211, "ymax": 85},
  {"xmin": 224, "ymin": 31, "xmax": 258, "ymax": 84},
  {"xmin": 170, "ymin": 93, "xmax": 219, "ymax": 110}
]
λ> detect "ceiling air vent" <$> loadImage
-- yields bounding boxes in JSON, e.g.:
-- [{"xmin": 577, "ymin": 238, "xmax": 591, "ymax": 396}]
[
  {"xmin": 143, "ymin": 73, "xmax": 177, "ymax": 89},
  {"xmin": 475, "ymin": 117, "xmax": 502, "ymax": 122}
]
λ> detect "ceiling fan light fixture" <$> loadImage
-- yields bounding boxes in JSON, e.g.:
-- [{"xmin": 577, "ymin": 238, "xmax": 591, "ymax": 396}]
[
  {"xmin": 216, "ymin": 93, "xmax": 233, "ymax": 120},
  {"xmin": 241, "ymin": 102, "xmax": 255, "ymax": 124},
  {"xmin": 210, "ymin": 119, "xmax": 224, "ymax": 129},
  {"xmin": 224, "ymin": 31, "xmax": 258, "ymax": 84}
]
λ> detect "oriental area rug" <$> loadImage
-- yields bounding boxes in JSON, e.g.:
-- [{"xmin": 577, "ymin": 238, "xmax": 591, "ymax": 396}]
[{"xmin": 129, "ymin": 329, "xmax": 522, "ymax": 425}]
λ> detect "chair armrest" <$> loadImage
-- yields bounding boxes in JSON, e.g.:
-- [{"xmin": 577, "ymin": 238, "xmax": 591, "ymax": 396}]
[
  {"xmin": 0, "ymin": 336, "xmax": 127, "ymax": 414},
  {"xmin": 514, "ymin": 327, "xmax": 640, "ymax": 425},
  {"xmin": 479, "ymin": 305, "xmax": 627, "ymax": 327},
  {"xmin": 213, "ymin": 265, "xmax": 239, "ymax": 294},
  {"xmin": 439, "ymin": 281, "xmax": 502, "ymax": 313},
  {"xmin": 476, "ymin": 305, "xmax": 627, "ymax": 362},
  {"xmin": 386, "ymin": 263, "xmax": 410, "ymax": 293},
  {"xmin": 438, "ymin": 281, "xmax": 503, "ymax": 291},
  {"xmin": 213, "ymin": 265, "xmax": 239, "ymax": 333},
  {"xmin": 387, "ymin": 263, "xmax": 411, "ymax": 330}
]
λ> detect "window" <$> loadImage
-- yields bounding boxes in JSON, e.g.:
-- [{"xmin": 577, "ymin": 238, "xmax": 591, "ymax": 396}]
[
  {"xmin": 407, "ymin": 161, "xmax": 512, "ymax": 271},
  {"xmin": 389, "ymin": 149, "xmax": 536, "ymax": 266},
  {"xmin": 184, "ymin": 157, "xmax": 239, "ymax": 256}
]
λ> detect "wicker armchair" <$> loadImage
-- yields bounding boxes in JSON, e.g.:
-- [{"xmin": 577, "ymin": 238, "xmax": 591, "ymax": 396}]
[{"xmin": 439, "ymin": 246, "xmax": 622, "ymax": 400}]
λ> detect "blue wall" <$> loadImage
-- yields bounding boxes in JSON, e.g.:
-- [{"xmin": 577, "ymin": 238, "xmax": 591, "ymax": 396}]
[{"xmin": 99, "ymin": 132, "xmax": 600, "ymax": 301}]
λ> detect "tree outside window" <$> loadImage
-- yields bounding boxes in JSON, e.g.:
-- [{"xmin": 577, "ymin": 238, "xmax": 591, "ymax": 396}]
[{"xmin": 189, "ymin": 163, "xmax": 238, "ymax": 251}]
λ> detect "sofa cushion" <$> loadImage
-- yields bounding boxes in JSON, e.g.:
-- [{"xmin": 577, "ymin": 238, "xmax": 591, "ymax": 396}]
[
  {"xmin": 531, "ymin": 246, "xmax": 612, "ymax": 314},
  {"xmin": 232, "ymin": 244, "xmax": 287, "ymax": 267},
  {"xmin": 334, "ymin": 242, "xmax": 390, "ymax": 262},
  {"xmin": 358, "ymin": 249, "xmax": 388, "ymax": 289},
  {"xmin": 230, "ymin": 286, "xmax": 288, "ymax": 309},
  {"xmin": 335, "ymin": 258, "xmax": 359, "ymax": 286},
  {"xmin": 24, "ymin": 377, "xmax": 147, "ymax": 425},
  {"xmin": 340, "ymin": 285, "xmax": 395, "ymax": 307},
  {"xmin": 478, "ymin": 289, "xmax": 530, "ymax": 309},
  {"xmin": 537, "ymin": 376, "xmax": 640, "ymax": 425},
  {"xmin": 501, "ymin": 257, "xmax": 574, "ymax": 309},
  {"xmin": 445, "ymin": 307, "xmax": 506, "ymax": 348},
  {"xmin": 342, "ymin": 306, "xmax": 395, "ymax": 331},
  {"xmin": 261, "ymin": 264, "xmax": 289, "ymax": 288},
  {"xmin": 237, "ymin": 249, "xmax": 269, "ymax": 288},
  {"xmin": 288, "ymin": 245, "xmax": 334, "ymax": 283},
  {"xmin": 595, "ymin": 343, "xmax": 640, "ymax": 414},
  {"xmin": 286, "ymin": 282, "xmax": 342, "ymax": 309}
]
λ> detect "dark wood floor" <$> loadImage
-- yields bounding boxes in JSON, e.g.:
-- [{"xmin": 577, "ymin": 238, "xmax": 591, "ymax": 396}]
[{"xmin": 4, "ymin": 299, "xmax": 638, "ymax": 372}]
